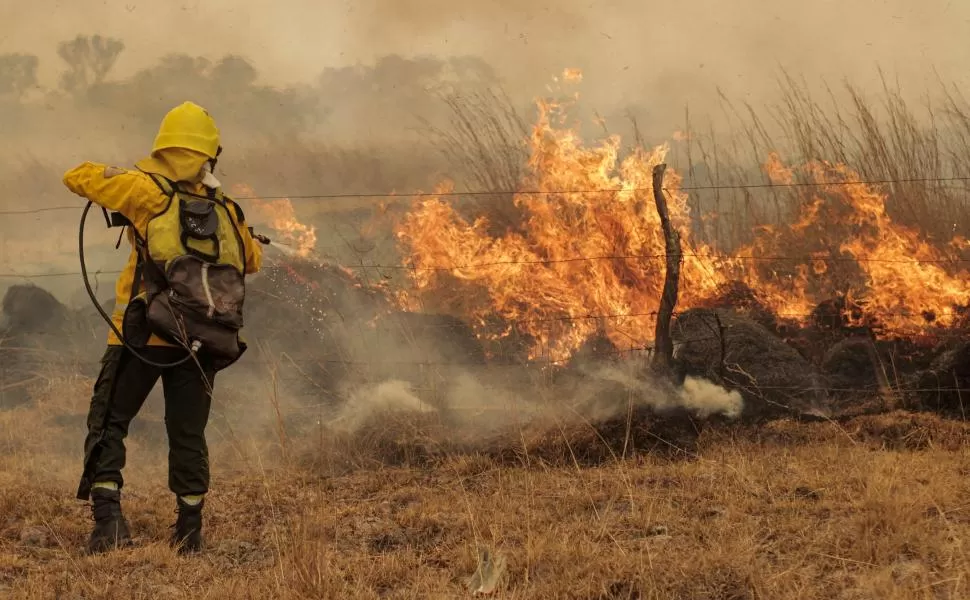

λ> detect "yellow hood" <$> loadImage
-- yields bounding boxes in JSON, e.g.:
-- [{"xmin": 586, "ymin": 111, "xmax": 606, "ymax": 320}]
[{"xmin": 135, "ymin": 147, "xmax": 210, "ymax": 183}]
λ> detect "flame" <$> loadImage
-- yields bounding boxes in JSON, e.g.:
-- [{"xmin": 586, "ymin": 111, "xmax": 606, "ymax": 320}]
[
  {"xmin": 230, "ymin": 183, "xmax": 317, "ymax": 257},
  {"xmin": 396, "ymin": 99, "xmax": 729, "ymax": 361},
  {"xmin": 754, "ymin": 158, "xmax": 970, "ymax": 331},
  {"xmin": 394, "ymin": 95, "xmax": 970, "ymax": 361},
  {"xmin": 219, "ymin": 87, "xmax": 970, "ymax": 363},
  {"xmin": 562, "ymin": 68, "xmax": 583, "ymax": 83}
]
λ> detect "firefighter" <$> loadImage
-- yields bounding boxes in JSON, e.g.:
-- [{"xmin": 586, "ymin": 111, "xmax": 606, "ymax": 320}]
[{"xmin": 63, "ymin": 101, "xmax": 264, "ymax": 554}]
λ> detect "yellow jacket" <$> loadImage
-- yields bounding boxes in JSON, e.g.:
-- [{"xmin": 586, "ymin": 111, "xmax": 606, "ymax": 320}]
[{"xmin": 64, "ymin": 161, "xmax": 263, "ymax": 347}]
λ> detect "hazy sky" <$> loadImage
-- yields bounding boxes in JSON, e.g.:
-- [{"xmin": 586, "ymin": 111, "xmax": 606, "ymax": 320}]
[
  {"xmin": 4, "ymin": 0, "xmax": 970, "ymax": 120},
  {"xmin": 3, "ymin": 1, "xmax": 970, "ymax": 301}
]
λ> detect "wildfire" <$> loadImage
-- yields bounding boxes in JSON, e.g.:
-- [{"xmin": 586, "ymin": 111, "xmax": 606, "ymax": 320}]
[
  {"xmin": 746, "ymin": 157, "xmax": 970, "ymax": 332},
  {"xmin": 227, "ymin": 86, "xmax": 970, "ymax": 364},
  {"xmin": 394, "ymin": 96, "xmax": 970, "ymax": 361}
]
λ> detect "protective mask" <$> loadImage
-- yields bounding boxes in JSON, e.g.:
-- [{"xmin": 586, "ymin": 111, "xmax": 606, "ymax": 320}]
[{"xmin": 200, "ymin": 160, "xmax": 222, "ymax": 190}]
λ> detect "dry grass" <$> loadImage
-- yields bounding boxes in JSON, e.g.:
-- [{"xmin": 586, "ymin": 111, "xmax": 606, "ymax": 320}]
[
  {"xmin": 679, "ymin": 72, "xmax": 970, "ymax": 252},
  {"xmin": 0, "ymin": 375, "xmax": 966, "ymax": 600}
]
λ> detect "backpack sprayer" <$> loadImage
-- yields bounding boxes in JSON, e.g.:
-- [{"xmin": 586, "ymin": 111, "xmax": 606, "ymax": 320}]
[{"xmin": 78, "ymin": 200, "xmax": 271, "ymax": 369}]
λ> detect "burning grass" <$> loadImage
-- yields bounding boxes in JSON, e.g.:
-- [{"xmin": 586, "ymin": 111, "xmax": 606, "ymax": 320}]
[{"xmin": 389, "ymin": 83, "xmax": 970, "ymax": 367}]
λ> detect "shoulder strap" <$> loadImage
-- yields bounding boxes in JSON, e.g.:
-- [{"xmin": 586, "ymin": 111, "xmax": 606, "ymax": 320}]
[
  {"xmin": 230, "ymin": 199, "xmax": 246, "ymax": 224},
  {"xmin": 219, "ymin": 195, "xmax": 249, "ymax": 273},
  {"xmin": 127, "ymin": 169, "xmax": 177, "ymax": 295},
  {"xmin": 144, "ymin": 172, "xmax": 177, "ymax": 198}
]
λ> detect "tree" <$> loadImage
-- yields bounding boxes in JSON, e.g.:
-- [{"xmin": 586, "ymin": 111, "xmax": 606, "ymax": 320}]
[
  {"xmin": 210, "ymin": 55, "xmax": 258, "ymax": 89},
  {"xmin": 57, "ymin": 34, "xmax": 125, "ymax": 94},
  {"xmin": 87, "ymin": 52, "xmax": 319, "ymax": 137},
  {"xmin": 0, "ymin": 54, "xmax": 39, "ymax": 98}
]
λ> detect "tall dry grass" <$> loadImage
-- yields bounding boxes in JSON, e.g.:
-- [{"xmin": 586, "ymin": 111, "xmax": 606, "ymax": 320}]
[
  {"xmin": 682, "ymin": 71, "xmax": 970, "ymax": 250},
  {"xmin": 419, "ymin": 87, "xmax": 531, "ymax": 236}
]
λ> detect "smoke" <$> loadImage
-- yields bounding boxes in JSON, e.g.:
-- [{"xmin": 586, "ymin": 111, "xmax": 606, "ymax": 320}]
[
  {"xmin": 330, "ymin": 380, "xmax": 436, "ymax": 433},
  {"xmin": 3, "ymin": 1, "xmax": 968, "ymax": 193},
  {"xmin": 247, "ymin": 259, "xmax": 746, "ymax": 443},
  {"xmin": 321, "ymin": 358, "xmax": 742, "ymax": 442},
  {"xmin": 571, "ymin": 362, "xmax": 743, "ymax": 423},
  {"xmin": 5, "ymin": 1, "xmax": 969, "ymax": 139},
  {"xmin": 678, "ymin": 376, "xmax": 743, "ymax": 420}
]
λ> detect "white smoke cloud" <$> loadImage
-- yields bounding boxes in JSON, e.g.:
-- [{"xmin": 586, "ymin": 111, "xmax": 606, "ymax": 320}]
[
  {"xmin": 678, "ymin": 376, "xmax": 743, "ymax": 420},
  {"xmin": 330, "ymin": 379, "xmax": 436, "ymax": 433},
  {"xmin": 326, "ymin": 360, "xmax": 742, "ymax": 439},
  {"xmin": 575, "ymin": 362, "xmax": 743, "ymax": 421}
]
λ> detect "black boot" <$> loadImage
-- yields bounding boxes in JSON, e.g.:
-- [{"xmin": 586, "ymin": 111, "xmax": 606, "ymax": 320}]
[
  {"xmin": 171, "ymin": 496, "xmax": 204, "ymax": 554},
  {"xmin": 87, "ymin": 487, "xmax": 133, "ymax": 554}
]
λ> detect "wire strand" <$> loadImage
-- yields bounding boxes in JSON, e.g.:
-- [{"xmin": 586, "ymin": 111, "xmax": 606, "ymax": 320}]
[{"xmin": 8, "ymin": 173, "xmax": 970, "ymax": 217}]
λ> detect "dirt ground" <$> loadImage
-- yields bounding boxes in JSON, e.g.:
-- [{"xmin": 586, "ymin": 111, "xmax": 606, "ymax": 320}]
[{"xmin": 0, "ymin": 377, "xmax": 967, "ymax": 600}]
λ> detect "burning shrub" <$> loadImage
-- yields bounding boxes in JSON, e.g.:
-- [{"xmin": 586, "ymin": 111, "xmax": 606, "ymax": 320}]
[
  {"xmin": 392, "ymin": 91, "xmax": 970, "ymax": 374},
  {"xmin": 671, "ymin": 308, "xmax": 829, "ymax": 421},
  {"xmin": 913, "ymin": 342, "xmax": 970, "ymax": 418}
]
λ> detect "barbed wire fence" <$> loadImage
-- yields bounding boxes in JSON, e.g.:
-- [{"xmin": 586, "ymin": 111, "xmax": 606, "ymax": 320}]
[{"xmin": 1, "ymin": 174, "xmax": 969, "ymax": 416}]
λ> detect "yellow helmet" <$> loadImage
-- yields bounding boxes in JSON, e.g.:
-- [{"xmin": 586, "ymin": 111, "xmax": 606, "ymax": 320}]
[{"xmin": 151, "ymin": 101, "xmax": 221, "ymax": 159}]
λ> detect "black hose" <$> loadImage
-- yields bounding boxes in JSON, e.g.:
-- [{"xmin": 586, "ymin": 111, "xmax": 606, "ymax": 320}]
[{"xmin": 79, "ymin": 201, "xmax": 193, "ymax": 368}]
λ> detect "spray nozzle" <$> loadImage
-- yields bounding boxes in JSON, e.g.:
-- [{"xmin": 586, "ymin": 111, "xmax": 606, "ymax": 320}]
[{"xmin": 248, "ymin": 227, "xmax": 272, "ymax": 245}]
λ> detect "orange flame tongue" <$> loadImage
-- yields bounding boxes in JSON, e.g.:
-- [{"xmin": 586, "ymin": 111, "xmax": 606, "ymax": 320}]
[
  {"xmin": 396, "ymin": 99, "xmax": 727, "ymax": 361},
  {"xmin": 733, "ymin": 154, "xmax": 970, "ymax": 331},
  {"xmin": 818, "ymin": 163, "xmax": 970, "ymax": 331},
  {"xmin": 252, "ymin": 198, "xmax": 318, "ymax": 257},
  {"xmin": 229, "ymin": 184, "xmax": 317, "ymax": 258}
]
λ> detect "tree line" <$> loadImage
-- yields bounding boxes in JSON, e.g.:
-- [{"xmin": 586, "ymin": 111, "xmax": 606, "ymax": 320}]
[{"xmin": 0, "ymin": 34, "xmax": 501, "ymax": 140}]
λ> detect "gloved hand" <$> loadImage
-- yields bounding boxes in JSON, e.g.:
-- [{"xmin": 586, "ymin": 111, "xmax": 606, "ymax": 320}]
[{"xmin": 248, "ymin": 227, "xmax": 271, "ymax": 245}]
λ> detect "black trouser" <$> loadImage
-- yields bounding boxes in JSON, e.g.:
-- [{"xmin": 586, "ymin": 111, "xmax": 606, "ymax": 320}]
[{"xmin": 77, "ymin": 345, "xmax": 216, "ymax": 500}]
